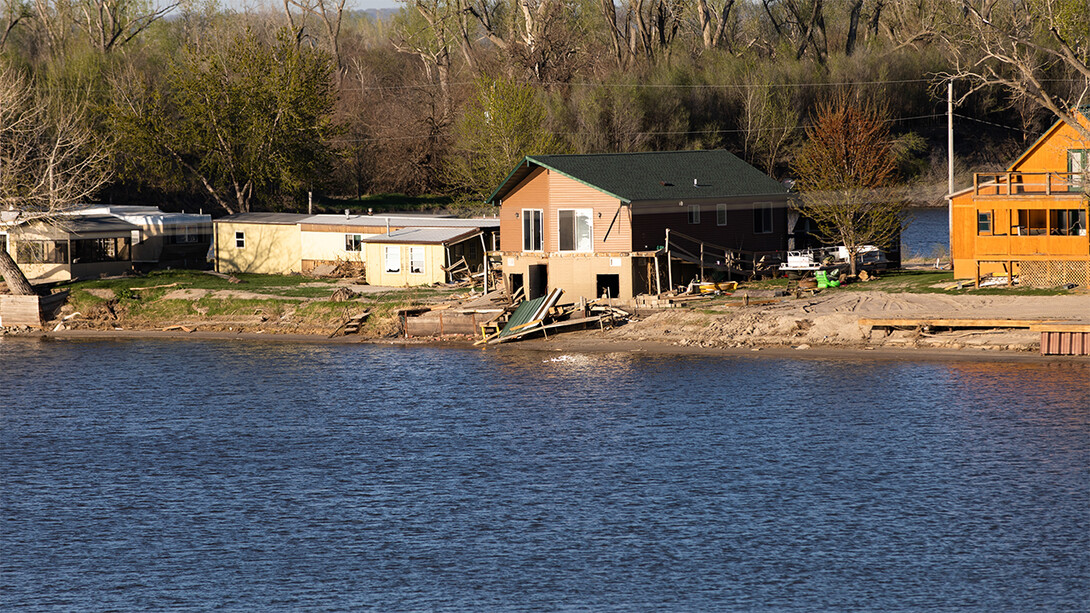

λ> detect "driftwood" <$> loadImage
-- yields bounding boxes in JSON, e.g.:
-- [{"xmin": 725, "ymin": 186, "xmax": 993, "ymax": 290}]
[{"xmin": 203, "ymin": 270, "xmax": 243, "ymax": 284}]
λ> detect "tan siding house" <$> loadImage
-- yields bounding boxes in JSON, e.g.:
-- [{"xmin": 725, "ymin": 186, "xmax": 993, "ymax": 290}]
[
  {"xmin": 214, "ymin": 213, "xmax": 308, "ymax": 274},
  {"xmin": 214, "ymin": 213, "xmax": 499, "ymax": 282},
  {"xmin": 2, "ymin": 216, "xmax": 138, "ymax": 282},
  {"xmin": 490, "ymin": 150, "xmax": 792, "ymax": 302}
]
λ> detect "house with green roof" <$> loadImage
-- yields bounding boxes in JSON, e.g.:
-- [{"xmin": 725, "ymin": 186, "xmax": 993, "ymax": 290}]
[{"xmin": 487, "ymin": 150, "xmax": 792, "ymax": 301}]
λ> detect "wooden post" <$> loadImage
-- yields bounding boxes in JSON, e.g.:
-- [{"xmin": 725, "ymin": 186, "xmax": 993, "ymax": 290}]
[
  {"xmin": 479, "ymin": 233, "xmax": 489, "ymax": 294},
  {"xmin": 699, "ymin": 242, "xmax": 705, "ymax": 282},
  {"xmin": 654, "ymin": 253, "xmax": 662, "ymax": 295},
  {"xmin": 975, "ymin": 260, "xmax": 980, "ymax": 288},
  {"xmin": 665, "ymin": 229, "xmax": 673, "ymax": 291},
  {"xmin": 1007, "ymin": 172, "xmax": 1012, "ymax": 195},
  {"xmin": 1007, "ymin": 261, "xmax": 1013, "ymax": 286},
  {"xmin": 973, "ymin": 173, "xmax": 979, "ymax": 195}
]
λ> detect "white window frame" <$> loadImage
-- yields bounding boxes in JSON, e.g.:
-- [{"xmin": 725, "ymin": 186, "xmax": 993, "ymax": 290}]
[
  {"xmin": 345, "ymin": 234, "xmax": 364, "ymax": 252},
  {"xmin": 384, "ymin": 245, "xmax": 401, "ymax": 273},
  {"xmin": 558, "ymin": 208, "xmax": 594, "ymax": 252},
  {"xmin": 688, "ymin": 204, "xmax": 701, "ymax": 224},
  {"xmin": 409, "ymin": 246, "xmax": 425, "ymax": 274},
  {"xmin": 716, "ymin": 203, "xmax": 728, "ymax": 226},
  {"xmin": 522, "ymin": 209, "xmax": 543, "ymax": 252},
  {"xmin": 1069, "ymin": 149, "xmax": 1088, "ymax": 190},
  {"xmin": 235, "ymin": 231, "xmax": 245, "ymax": 248}
]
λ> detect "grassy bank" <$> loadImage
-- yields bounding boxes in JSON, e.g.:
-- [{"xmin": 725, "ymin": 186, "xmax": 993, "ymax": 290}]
[{"xmin": 55, "ymin": 270, "xmax": 463, "ymax": 337}]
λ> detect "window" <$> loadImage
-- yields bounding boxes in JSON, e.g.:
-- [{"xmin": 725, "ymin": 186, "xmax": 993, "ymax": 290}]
[
  {"xmin": 688, "ymin": 205, "xmax": 701, "ymax": 224},
  {"xmin": 71, "ymin": 238, "xmax": 129, "ymax": 263},
  {"xmin": 754, "ymin": 203, "xmax": 773, "ymax": 234},
  {"xmin": 1015, "ymin": 209, "xmax": 1047, "ymax": 235},
  {"xmin": 345, "ymin": 234, "xmax": 364, "ymax": 252},
  {"xmin": 558, "ymin": 209, "xmax": 593, "ymax": 252},
  {"xmin": 410, "ymin": 246, "xmax": 425, "ymax": 274},
  {"xmin": 384, "ymin": 245, "xmax": 401, "ymax": 273},
  {"xmin": 977, "ymin": 211, "xmax": 992, "ymax": 234},
  {"xmin": 16, "ymin": 240, "xmax": 68, "ymax": 264},
  {"xmin": 716, "ymin": 203, "xmax": 728, "ymax": 226},
  {"xmin": 522, "ymin": 209, "xmax": 543, "ymax": 251},
  {"xmin": 1069, "ymin": 150, "xmax": 1088, "ymax": 190},
  {"xmin": 1050, "ymin": 209, "xmax": 1088, "ymax": 236},
  {"xmin": 235, "ymin": 231, "xmax": 245, "ymax": 248}
]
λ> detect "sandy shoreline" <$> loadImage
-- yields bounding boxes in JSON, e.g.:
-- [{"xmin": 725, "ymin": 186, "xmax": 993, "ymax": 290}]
[
  {"xmin": 4, "ymin": 326, "xmax": 1085, "ymax": 364},
  {"xmin": 3, "ymin": 287, "xmax": 1086, "ymax": 364}
]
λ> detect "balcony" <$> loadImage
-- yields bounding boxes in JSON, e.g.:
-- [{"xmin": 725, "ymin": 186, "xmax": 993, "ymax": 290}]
[{"xmin": 972, "ymin": 171, "xmax": 1085, "ymax": 197}]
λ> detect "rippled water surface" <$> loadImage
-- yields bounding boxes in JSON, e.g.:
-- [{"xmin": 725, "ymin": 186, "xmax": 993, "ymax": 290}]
[
  {"xmin": 902, "ymin": 207, "xmax": 949, "ymax": 259},
  {"xmin": 2, "ymin": 338, "xmax": 1088, "ymax": 611}
]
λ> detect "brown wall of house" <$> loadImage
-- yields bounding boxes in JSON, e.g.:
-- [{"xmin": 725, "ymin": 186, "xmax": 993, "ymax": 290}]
[{"xmin": 631, "ymin": 201, "xmax": 789, "ymax": 252}]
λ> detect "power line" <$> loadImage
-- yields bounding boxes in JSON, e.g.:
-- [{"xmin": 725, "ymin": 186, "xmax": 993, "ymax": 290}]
[{"xmin": 328, "ymin": 113, "xmax": 946, "ymax": 144}]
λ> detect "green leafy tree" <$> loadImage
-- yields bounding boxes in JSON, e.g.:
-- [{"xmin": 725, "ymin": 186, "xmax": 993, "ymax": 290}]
[
  {"xmin": 116, "ymin": 28, "xmax": 337, "ymax": 214},
  {"xmin": 444, "ymin": 75, "xmax": 568, "ymax": 199},
  {"xmin": 792, "ymin": 94, "xmax": 905, "ymax": 276}
]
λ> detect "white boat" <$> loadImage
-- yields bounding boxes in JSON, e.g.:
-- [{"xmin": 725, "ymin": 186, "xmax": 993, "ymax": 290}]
[{"xmin": 779, "ymin": 245, "xmax": 888, "ymax": 274}]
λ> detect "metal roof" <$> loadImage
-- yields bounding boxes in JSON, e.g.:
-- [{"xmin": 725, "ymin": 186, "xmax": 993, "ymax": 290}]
[
  {"xmin": 364, "ymin": 227, "xmax": 482, "ymax": 245},
  {"xmin": 304, "ymin": 214, "xmax": 500, "ymax": 229},
  {"xmin": 37, "ymin": 215, "xmax": 141, "ymax": 234},
  {"xmin": 215, "ymin": 213, "xmax": 314, "ymax": 225},
  {"xmin": 488, "ymin": 150, "xmax": 790, "ymax": 204},
  {"xmin": 213, "ymin": 212, "xmax": 500, "ymax": 229}
]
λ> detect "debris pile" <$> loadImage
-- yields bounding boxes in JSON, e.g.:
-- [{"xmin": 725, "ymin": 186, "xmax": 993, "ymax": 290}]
[
  {"xmin": 306, "ymin": 261, "xmax": 366, "ymax": 280},
  {"xmin": 475, "ymin": 289, "xmax": 631, "ymax": 345}
]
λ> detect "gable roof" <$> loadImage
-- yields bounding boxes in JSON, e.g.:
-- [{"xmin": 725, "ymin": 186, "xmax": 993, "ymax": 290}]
[
  {"xmin": 1010, "ymin": 109, "xmax": 1089, "ymax": 171},
  {"xmin": 487, "ymin": 150, "xmax": 789, "ymax": 204}
]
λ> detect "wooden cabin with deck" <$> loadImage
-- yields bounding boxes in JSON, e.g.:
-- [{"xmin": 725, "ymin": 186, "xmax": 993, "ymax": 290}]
[
  {"xmin": 487, "ymin": 150, "xmax": 792, "ymax": 302},
  {"xmin": 950, "ymin": 111, "xmax": 1090, "ymax": 287}
]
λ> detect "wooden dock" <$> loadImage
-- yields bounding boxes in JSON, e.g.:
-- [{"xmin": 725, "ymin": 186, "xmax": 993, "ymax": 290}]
[{"xmin": 858, "ymin": 317, "xmax": 1069, "ymax": 330}]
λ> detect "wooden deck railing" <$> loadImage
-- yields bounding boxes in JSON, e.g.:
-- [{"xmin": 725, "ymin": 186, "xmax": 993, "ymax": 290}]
[
  {"xmin": 662, "ymin": 228, "xmax": 783, "ymax": 289},
  {"xmin": 972, "ymin": 171, "xmax": 1085, "ymax": 196}
]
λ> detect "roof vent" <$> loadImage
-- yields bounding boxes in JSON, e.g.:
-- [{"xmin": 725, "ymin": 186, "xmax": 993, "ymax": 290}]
[{"xmin": 344, "ymin": 209, "xmax": 350, "ymax": 219}]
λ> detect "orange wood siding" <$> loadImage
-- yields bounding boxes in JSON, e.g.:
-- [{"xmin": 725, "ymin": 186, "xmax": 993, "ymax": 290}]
[
  {"xmin": 1012, "ymin": 114, "xmax": 1090, "ymax": 173},
  {"xmin": 499, "ymin": 167, "xmax": 549, "ymax": 252},
  {"xmin": 498, "ymin": 167, "xmax": 630, "ymax": 252},
  {"xmin": 545, "ymin": 171, "xmax": 629, "ymax": 252},
  {"xmin": 951, "ymin": 114, "xmax": 1089, "ymax": 279}
]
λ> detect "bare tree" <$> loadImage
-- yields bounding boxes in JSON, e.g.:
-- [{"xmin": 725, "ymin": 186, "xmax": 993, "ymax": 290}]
[
  {"xmin": 0, "ymin": 62, "xmax": 112, "ymax": 295},
  {"xmin": 282, "ymin": 0, "xmax": 348, "ymax": 78},
  {"xmin": 1, "ymin": 0, "xmax": 30, "ymax": 50},
  {"xmin": 695, "ymin": 0, "xmax": 735, "ymax": 51},
  {"xmin": 739, "ymin": 77, "xmax": 798, "ymax": 178},
  {"xmin": 792, "ymin": 94, "xmax": 904, "ymax": 276},
  {"xmin": 73, "ymin": 0, "xmax": 180, "ymax": 53},
  {"xmin": 943, "ymin": 0, "xmax": 1090, "ymax": 141}
]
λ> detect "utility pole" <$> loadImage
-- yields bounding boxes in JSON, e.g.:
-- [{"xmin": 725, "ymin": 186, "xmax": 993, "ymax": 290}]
[{"xmin": 948, "ymin": 81, "xmax": 954, "ymax": 234}]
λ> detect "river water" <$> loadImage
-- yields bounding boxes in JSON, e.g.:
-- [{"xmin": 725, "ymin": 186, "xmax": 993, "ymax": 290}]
[
  {"xmin": 902, "ymin": 207, "xmax": 949, "ymax": 259},
  {"xmin": 2, "ymin": 338, "xmax": 1088, "ymax": 611}
]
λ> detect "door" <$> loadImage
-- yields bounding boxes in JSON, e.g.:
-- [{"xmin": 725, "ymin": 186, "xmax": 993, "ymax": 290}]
[{"xmin": 528, "ymin": 264, "xmax": 548, "ymax": 300}]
